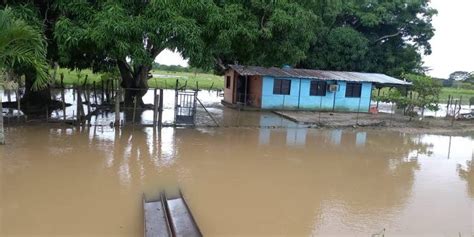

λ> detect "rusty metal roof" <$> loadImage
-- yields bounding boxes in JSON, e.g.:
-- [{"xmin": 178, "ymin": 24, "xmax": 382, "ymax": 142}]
[{"xmin": 228, "ymin": 65, "xmax": 411, "ymax": 86}]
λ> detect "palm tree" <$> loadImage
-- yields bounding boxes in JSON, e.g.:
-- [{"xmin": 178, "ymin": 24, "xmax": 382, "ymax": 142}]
[
  {"xmin": 0, "ymin": 6, "xmax": 50, "ymax": 142},
  {"xmin": 0, "ymin": 7, "xmax": 49, "ymax": 90}
]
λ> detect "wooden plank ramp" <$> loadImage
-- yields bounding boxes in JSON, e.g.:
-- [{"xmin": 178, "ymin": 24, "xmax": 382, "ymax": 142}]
[{"xmin": 143, "ymin": 191, "xmax": 202, "ymax": 237}]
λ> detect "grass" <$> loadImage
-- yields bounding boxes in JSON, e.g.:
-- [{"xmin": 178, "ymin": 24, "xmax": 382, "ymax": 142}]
[
  {"xmin": 148, "ymin": 70, "xmax": 224, "ymax": 90},
  {"xmin": 53, "ymin": 68, "xmax": 103, "ymax": 86},
  {"xmin": 439, "ymin": 87, "xmax": 474, "ymax": 103},
  {"xmin": 374, "ymin": 87, "xmax": 474, "ymax": 105},
  {"xmin": 51, "ymin": 68, "xmax": 224, "ymax": 90}
]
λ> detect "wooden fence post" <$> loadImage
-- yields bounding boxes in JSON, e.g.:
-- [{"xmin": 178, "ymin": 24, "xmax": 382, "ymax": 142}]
[
  {"xmin": 60, "ymin": 73, "xmax": 66, "ymax": 121},
  {"xmin": 115, "ymin": 87, "xmax": 120, "ymax": 127},
  {"xmin": 132, "ymin": 95, "xmax": 137, "ymax": 125},
  {"xmin": 93, "ymin": 81, "xmax": 98, "ymax": 105},
  {"xmin": 446, "ymin": 95, "xmax": 451, "ymax": 117},
  {"xmin": 101, "ymin": 80, "xmax": 105, "ymax": 104},
  {"xmin": 0, "ymin": 89, "xmax": 5, "ymax": 145},
  {"xmin": 159, "ymin": 89, "xmax": 163, "ymax": 128},
  {"xmin": 153, "ymin": 88, "xmax": 158, "ymax": 127},
  {"xmin": 16, "ymin": 89, "xmax": 20, "ymax": 121},
  {"xmin": 76, "ymin": 86, "xmax": 83, "ymax": 125}
]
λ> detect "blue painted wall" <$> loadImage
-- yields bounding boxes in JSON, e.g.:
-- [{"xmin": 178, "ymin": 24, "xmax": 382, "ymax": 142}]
[{"xmin": 261, "ymin": 76, "xmax": 373, "ymax": 112}]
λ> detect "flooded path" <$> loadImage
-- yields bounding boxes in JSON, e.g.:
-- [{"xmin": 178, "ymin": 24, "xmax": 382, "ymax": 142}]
[{"xmin": 1, "ymin": 126, "xmax": 473, "ymax": 236}]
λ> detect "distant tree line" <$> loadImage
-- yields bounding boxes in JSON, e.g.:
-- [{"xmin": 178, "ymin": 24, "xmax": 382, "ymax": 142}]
[
  {"xmin": 434, "ymin": 71, "xmax": 474, "ymax": 89},
  {"xmin": 152, "ymin": 63, "xmax": 211, "ymax": 74}
]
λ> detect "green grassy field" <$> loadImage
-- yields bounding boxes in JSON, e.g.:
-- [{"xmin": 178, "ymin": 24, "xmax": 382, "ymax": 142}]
[
  {"xmin": 148, "ymin": 70, "xmax": 224, "ymax": 90},
  {"xmin": 375, "ymin": 87, "xmax": 474, "ymax": 104},
  {"xmin": 439, "ymin": 87, "xmax": 474, "ymax": 103},
  {"xmin": 53, "ymin": 68, "xmax": 103, "ymax": 86},
  {"xmin": 53, "ymin": 68, "xmax": 224, "ymax": 90}
]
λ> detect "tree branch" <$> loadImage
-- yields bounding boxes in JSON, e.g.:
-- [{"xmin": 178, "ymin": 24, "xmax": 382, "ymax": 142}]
[
  {"xmin": 215, "ymin": 57, "xmax": 226, "ymax": 70},
  {"xmin": 374, "ymin": 31, "xmax": 402, "ymax": 43}
]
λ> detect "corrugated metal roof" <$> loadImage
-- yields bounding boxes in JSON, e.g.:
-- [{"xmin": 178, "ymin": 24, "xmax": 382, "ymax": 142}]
[{"xmin": 228, "ymin": 65, "xmax": 411, "ymax": 86}]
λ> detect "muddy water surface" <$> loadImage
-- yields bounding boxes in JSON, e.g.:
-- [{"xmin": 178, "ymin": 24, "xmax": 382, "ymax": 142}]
[{"xmin": 1, "ymin": 126, "xmax": 473, "ymax": 236}]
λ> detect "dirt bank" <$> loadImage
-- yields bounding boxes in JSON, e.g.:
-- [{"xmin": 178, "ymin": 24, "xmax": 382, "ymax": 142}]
[{"xmin": 274, "ymin": 111, "xmax": 474, "ymax": 135}]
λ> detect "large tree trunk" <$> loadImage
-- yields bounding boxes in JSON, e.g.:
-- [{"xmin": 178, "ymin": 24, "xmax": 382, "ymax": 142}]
[
  {"xmin": 117, "ymin": 60, "xmax": 150, "ymax": 107},
  {"xmin": 20, "ymin": 70, "xmax": 52, "ymax": 115}
]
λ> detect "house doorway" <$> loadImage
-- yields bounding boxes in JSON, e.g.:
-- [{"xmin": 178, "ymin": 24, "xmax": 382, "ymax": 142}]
[{"xmin": 236, "ymin": 75, "xmax": 249, "ymax": 105}]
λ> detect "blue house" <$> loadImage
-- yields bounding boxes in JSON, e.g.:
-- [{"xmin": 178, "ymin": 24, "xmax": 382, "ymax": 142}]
[{"xmin": 222, "ymin": 65, "xmax": 411, "ymax": 112}]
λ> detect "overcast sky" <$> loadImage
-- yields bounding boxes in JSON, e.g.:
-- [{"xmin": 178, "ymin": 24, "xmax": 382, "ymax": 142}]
[
  {"xmin": 423, "ymin": 0, "xmax": 473, "ymax": 78},
  {"xmin": 155, "ymin": 0, "xmax": 473, "ymax": 79}
]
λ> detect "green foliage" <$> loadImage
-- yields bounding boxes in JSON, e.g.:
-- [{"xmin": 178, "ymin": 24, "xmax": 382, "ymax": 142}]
[
  {"xmin": 0, "ymin": 7, "xmax": 49, "ymax": 90},
  {"xmin": 4, "ymin": 0, "xmax": 437, "ymax": 93},
  {"xmin": 303, "ymin": 26, "xmax": 369, "ymax": 71},
  {"xmin": 300, "ymin": 0, "xmax": 436, "ymax": 76},
  {"xmin": 405, "ymin": 73, "xmax": 442, "ymax": 111},
  {"xmin": 189, "ymin": 0, "xmax": 319, "ymax": 70},
  {"xmin": 376, "ymin": 73, "xmax": 442, "ymax": 117},
  {"xmin": 54, "ymin": 0, "xmax": 209, "ymax": 72}
]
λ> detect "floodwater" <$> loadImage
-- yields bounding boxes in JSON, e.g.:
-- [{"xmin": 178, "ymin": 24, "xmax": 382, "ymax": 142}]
[
  {"xmin": 2, "ymin": 89, "xmax": 472, "ymax": 127},
  {"xmin": 1, "ymin": 123, "xmax": 473, "ymax": 236}
]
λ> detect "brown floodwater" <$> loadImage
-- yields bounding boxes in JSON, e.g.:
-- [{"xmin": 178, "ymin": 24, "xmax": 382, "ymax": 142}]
[{"xmin": 0, "ymin": 125, "xmax": 473, "ymax": 236}]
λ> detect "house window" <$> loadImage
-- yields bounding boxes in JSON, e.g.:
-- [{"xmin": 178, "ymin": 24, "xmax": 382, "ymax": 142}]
[
  {"xmin": 310, "ymin": 81, "xmax": 327, "ymax": 96},
  {"xmin": 345, "ymin": 82, "xmax": 362, "ymax": 97},
  {"xmin": 273, "ymin": 79, "xmax": 291, "ymax": 95},
  {"xmin": 226, "ymin": 76, "xmax": 231, "ymax": 89}
]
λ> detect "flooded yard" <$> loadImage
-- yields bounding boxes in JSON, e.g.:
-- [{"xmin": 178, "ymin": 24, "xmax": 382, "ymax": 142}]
[{"xmin": 1, "ymin": 124, "xmax": 473, "ymax": 236}]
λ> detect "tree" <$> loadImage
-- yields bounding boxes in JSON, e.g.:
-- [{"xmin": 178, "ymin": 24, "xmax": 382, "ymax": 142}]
[
  {"xmin": 192, "ymin": 0, "xmax": 318, "ymax": 70},
  {"xmin": 54, "ymin": 0, "xmax": 212, "ymax": 106},
  {"xmin": 299, "ymin": 0, "xmax": 436, "ymax": 77},
  {"xmin": 3, "ymin": 0, "xmax": 438, "ymax": 109},
  {"xmin": 449, "ymin": 71, "xmax": 470, "ymax": 81},
  {"xmin": 1, "ymin": 1, "xmax": 64, "ymax": 113},
  {"xmin": 376, "ymin": 73, "xmax": 441, "ymax": 119},
  {"xmin": 54, "ymin": 0, "xmax": 318, "ymax": 105},
  {"xmin": 0, "ymin": 7, "xmax": 49, "ymax": 90}
]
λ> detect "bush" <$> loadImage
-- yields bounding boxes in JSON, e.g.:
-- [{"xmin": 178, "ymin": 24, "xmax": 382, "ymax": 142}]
[{"xmin": 460, "ymin": 83, "xmax": 474, "ymax": 90}]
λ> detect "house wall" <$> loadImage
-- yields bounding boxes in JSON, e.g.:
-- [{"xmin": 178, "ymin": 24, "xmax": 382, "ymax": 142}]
[
  {"xmin": 223, "ymin": 70, "xmax": 235, "ymax": 104},
  {"xmin": 247, "ymin": 75, "xmax": 262, "ymax": 107},
  {"xmin": 260, "ymin": 76, "xmax": 373, "ymax": 112},
  {"xmin": 261, "ymin": 76, "xmax": 301, "ymax": 109}
]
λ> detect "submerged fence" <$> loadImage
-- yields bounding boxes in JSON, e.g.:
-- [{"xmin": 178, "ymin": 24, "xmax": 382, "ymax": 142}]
[{"xmin": 1, "ymin": 77, "xmax": 224, "ymax": 129}]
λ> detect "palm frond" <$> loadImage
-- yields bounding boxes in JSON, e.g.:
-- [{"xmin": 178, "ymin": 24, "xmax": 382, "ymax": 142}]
[{"xmin": 0, "ymin": 7, "xmax": 49, "ymax": 90}]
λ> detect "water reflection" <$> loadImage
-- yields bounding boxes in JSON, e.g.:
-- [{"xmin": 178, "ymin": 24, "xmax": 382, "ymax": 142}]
[
  {"xmin": 1, "ymin": 127, "xmax": 473, "ymax": 236},
  {"xmin": 458, "ymin": 158, "xmax": 474, "ymax": 197}
]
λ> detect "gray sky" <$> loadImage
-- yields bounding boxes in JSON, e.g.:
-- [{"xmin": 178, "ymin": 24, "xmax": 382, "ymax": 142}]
[
  {"xmin": 155, "ymin": 0, "xmax": 473, "ymax": 79},
  {"xmin": 423, "ymin": 0, "xmax": 474, "ymax": 78}
]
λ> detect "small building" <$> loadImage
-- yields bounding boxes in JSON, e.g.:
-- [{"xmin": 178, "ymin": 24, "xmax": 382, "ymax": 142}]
[{"xmin": 223, "ymin": 65, "xmax": 410, "ymax": 112}]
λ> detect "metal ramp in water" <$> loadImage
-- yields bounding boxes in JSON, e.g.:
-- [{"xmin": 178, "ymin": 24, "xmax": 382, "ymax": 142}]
[{"xmin": 143, "ymin": 191, "xmax": 202, "ymax": 237}]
